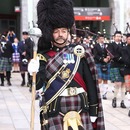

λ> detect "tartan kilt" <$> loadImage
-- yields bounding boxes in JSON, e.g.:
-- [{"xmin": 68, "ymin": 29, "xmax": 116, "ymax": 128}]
[
  {"xmin": 12, "ymin": 52, "xmax": 20, "ymax": 63},
  {"xmin": 96, "ymin": 64, "xmax": 110, "ymax": 80},
  {"xmin": 0, "ymin": 57, "xmax": 12, "ymax": 72},
  {"xmin": 110, "ymin": 68, "xmax": 124, "ymax": 82},
  {"xmin": 45, "ymin": 94, "xmax": 93, "ymax": 130},
  {"xmin": 19, "ymin": 59, "xmax": 28, "ymax": 72},
  {"xmin": 124, "ymin": 75, "xmax": 130, "ymax": 88}
]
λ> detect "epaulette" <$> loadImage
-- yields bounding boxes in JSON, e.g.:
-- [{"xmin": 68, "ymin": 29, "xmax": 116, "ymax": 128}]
[{"xmin": 37, "ymin": 53, "xmax": 47, "ymax": 62}]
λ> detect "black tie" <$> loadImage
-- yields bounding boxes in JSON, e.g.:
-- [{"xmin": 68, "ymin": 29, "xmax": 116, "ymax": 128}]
[{"xmin": 101, "ymin": 45, "xmax": 104, "ymax": 49}]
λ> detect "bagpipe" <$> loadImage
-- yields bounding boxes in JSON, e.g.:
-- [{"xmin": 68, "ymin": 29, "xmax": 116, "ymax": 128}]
[
  {"xmin": 125, "ymin": 22, "xmax": 130, "ymax": 33},
  {"xmin": 113, "ymin": 22, "xmax": 130, "ymax": 33}
]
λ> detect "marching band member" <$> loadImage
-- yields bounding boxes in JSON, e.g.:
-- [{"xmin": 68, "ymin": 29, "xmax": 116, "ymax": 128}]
[{"xmin": 28, "ymin": 0, "xmax": 105, "ymax": 130}]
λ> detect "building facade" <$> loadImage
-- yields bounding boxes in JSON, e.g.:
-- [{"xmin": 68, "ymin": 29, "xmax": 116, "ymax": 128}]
[{"xmin": 0, "ymin": 0, "xmax": 130, "ymax": 39}]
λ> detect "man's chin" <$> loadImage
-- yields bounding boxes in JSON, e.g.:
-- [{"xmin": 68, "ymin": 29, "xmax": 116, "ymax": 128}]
[{"xmin": 56, "ymin": 40, "xmax": 65, "ymax": 44}]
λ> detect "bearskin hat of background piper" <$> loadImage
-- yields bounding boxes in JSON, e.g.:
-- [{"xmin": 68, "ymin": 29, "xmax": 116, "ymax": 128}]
[{"xmin": 37, "ymin": 0, "xmax": 75, "ymax": 51}]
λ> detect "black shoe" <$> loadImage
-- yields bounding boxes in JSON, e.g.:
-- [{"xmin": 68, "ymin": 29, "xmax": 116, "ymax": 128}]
[
  {"xmin": 128, "ymin": 110, "xmax": 130, "ymax": 117},
  {"xmin": 35, "ymin": 92, "xmax": 40, "ymax": 100},
  {"xmin": 102, "ymin": 94, "xmax": 107, "ymax": 100},
  {"xmin": 21, "ymin": 81, "xmax": 25, "ymax": 86},
  {"xmin": 112, "ymin": 98, "xmax": 116, "ymax": 108},
  {"xmin": 120, "ymin": 101, "xmax": 126, "ymax": 108},
  {"xmin": 29, "ymin": 87, "xmax": 32, "ymax": 92},
  {"xmin": 27, "ymin": 82, "xmax": 31, "ymax": 87},
  {"xmin": 0, "ymin": 83, "xmax": 4, "ymax": 86},
  {"xmin": 7, "ymin": 81, "xmax": 12, "ymax": 86}
]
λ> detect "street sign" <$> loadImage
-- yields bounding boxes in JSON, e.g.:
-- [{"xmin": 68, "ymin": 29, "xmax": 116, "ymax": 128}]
[
  {"xmin": 74, "ymin": 7, "xmax": 111, "ymax": 21},
  {"xmin": 14, "ymin": 6, "xmax": 21, "ymax": 13}
]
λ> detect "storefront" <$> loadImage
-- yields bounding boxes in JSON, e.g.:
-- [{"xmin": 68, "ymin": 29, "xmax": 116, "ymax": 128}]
[
  {"xmin": 73, "ymin": 0, "xmax": 111, "ymax": 37},
  {"xmin": 0, "ymin": 0, "xmax": 20, "ymax": 38}
]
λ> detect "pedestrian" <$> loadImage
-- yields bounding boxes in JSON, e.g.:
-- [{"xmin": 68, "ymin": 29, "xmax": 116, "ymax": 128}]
[
  {"xmin": 0, "ymin": 34, "xmax": 14, "ymax": 86},
  {"xmin": 93, "ymin": 34, "xmax": 111, "ymax": 100},
  {"xmin": 12, "ymin": 37, "xmax": 20, "ymax": 72},
  {"xmin": 28, "ymin": 0, "xmax": 105, "ymax": 130},
  {"xmin": 121, "ymin": 33, "xmax": 130, "ymax": 116},
  {"xmin": 7, "ymin": 30, "xmax": 16, "ymax": 43},
  {"xmin": 18, "ymin": 31, "xmax": 34, "ymax": 87},
  {"xmin": 107, "ymin": 31, "xmax": 126, "ymax": 108}
]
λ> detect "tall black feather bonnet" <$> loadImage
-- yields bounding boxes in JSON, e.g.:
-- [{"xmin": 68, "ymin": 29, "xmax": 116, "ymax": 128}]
[{"xmin": 37, "ymin": 0, "xmax": 75, "ymax": 51}]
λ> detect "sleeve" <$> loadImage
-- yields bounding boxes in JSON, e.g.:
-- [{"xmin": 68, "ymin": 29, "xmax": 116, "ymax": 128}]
[
  {"xmin": 93, "ymin": 45, "xmax": 104, "ymax": 62},
  {"xmin": 121, "ymin": 47, "xmax": 130, "ymax": 66},
  {"xmin": 36, "ymin": 54, "xmax": 47, "ymax": 90},
  {"xmin": 107, "ymin": 43, "xmax": 121, "ymax": 62},
  {"xmin": 82, "ymin": 58, "xmax": 98, "ymax": 116}
]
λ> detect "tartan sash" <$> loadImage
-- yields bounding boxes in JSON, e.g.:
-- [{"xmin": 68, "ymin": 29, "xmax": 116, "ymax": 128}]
[{"xmin": 44, "ymin": 55, "xmax": 80, "ymax": 105}]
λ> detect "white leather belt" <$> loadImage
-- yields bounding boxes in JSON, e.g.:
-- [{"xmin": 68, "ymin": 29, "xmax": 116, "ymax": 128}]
[{"xmin": 60, "ymin": 87, "xmax": 85, "ymax": 96}]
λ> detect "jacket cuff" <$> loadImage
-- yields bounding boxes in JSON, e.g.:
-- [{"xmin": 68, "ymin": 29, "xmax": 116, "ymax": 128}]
[{"xmin": 89, "ymin": 104, "xmax": 98, "ymax": 116}]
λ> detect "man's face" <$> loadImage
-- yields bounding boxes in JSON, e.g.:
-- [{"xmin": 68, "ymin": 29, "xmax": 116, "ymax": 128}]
[
  {"xmin": 127, "ymin": 37, "xmax": 130, "ymax": 45},
  {"xmin": 53, "ymin": 28, "xmax": 68, "ymax": 47},
  {"xmin": 22, "ymin": 34, "xmax": 28, "ymax": 40},
  {"xmin": 114, "ymin": 33, "xmax": 122, "ymax": 42},
  {"xmin": 98, "ymin": 37, "xmax": 104, "ymax": 44}
]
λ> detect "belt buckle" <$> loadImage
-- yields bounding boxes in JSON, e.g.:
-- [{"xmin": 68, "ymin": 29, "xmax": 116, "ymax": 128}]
[{"xmin": 68, "ymin": 87, "xmax": 77, "ymax": 96}]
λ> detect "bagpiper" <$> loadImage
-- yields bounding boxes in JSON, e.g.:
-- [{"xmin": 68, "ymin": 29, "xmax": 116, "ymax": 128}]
[{"xmin": 28, "ymin": 0, "xmax": 105, "ymax": 129}]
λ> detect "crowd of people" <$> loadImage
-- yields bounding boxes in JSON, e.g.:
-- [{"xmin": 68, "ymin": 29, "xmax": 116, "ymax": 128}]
[
  {"xmin": 0, "ymin": 30, "xmax": 34, "ymax": 92},
  {"xmin": 72, "ymin": 30, "xmax": 130, "ymax": 117}
]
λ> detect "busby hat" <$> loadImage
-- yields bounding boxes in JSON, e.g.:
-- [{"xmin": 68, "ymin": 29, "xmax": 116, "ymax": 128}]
[{"xmin": 37, "ymin": 0, "xmax": 75, "ymax": 50}]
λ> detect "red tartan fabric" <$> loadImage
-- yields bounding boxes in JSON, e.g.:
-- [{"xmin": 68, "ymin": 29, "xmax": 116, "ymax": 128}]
[
  {"xmin": 83, "ymin": 44, "xmax": 105, "ymax": 130},
  {"xmin": 43, "ymin": 44, "xmax": 105, "ymax": 130},
  {"xmin": 74, "ymin": 72, "xmax": 87, "ymax": 91},
  {"xmin": 47, "ymin": 50, "xmax": 56, "ymax": 57},
  {"xmin": 47, "ymin": 95, "xmax": 93, "ymax": 130}
]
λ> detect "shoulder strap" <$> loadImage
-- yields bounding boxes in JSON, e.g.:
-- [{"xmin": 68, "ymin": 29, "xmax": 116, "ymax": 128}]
[{"xmin": 46, "ymin": 56, "xmax": 81, "ymax": 106}]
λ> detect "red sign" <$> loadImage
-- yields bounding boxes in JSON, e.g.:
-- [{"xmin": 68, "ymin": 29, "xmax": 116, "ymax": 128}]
[
  {"xmin": 14, "ymin": 6, "xmax": 21, "ymax": 13},
  {"xmin": 75, "ymin": 16, "xmax": 110, "ymax": 21},
  {"xmin": 74, "ymin": 7, "xmax": 111, "ymax": 21}
]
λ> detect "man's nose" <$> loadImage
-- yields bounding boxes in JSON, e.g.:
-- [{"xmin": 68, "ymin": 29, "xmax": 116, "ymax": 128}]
[{"xmin": 58, "ymin": 31, "xmax": 63, "ymax": 36}]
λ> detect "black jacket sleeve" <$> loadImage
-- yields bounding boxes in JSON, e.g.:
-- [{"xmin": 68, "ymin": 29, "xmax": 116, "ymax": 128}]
[{"xmin": 82, "ymin": 58, "xmax": 98, "ymax": 116}]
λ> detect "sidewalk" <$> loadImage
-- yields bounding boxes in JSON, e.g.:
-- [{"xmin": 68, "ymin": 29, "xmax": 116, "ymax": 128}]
[{"xmin": 0, "ymin": 73, "xmax": 130, "ymax": 130}]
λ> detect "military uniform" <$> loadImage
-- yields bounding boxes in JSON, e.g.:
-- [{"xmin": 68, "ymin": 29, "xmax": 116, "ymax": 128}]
[
  {"xmin": 107, "ymin": 38, "xmax": 127, "ymax": 108},
  {"xmin": 107, "ymin": 41, "xmax": 125, "ymax": 82},
  {"xmin": 35, "ymin": 0, "xmax": 105, "ymax": 129},
  {"xmin": 121, "ymin": 39, "xmax": 130, "ymax": 116},
  {"xmin": 93, "ymin": 43, "xmax": 110, "ymax": 81},
  {"xmin": 36, "ymin": 43, "xmax": 105, "ymax": 130}
]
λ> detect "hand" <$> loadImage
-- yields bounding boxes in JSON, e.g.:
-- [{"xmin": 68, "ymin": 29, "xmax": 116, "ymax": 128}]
[
  {"xmin": 90, "ymin": 116, "xmax": 97, "ymax": 123},
  {"xmin": 22, "ymin": 51, "xmax": 26, "ymax": 56},
  {"xmin": 28, "ymin": 57, "xmax": 40, "ymax": 75},
  {"xmin": 103, "ymin": 58, "xmax": 109, "ymax": 63},
  {"xmin": 106, "ymin": 56, "xmax": 111, "ymax": 61}
]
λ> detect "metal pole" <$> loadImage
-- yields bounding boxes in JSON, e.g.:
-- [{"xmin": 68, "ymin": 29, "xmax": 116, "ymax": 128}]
[
  {"xmin": 29, "ymin": 27, "xmax": 42, "ymax": 130},
  {"xmin": 28, "ymin": 0, "xmax": 33, "ymax": 29}
]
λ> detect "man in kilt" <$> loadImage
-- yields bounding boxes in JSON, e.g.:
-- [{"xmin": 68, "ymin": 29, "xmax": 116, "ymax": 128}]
[
  {"xmin": 121, "ymin": 33, "xmax": 130, "ymax": 116},
  {"xmin": 28, "ymin": 0, "xmax": 105, "ymax": 129},
  {"xmin": 0, "ymin": 34, "xmax": 14, "ymax": 86},
  {"xmin": 93, "ymin": 34, "xmax": 111, "ymax": 100},
  {"xmin": 18, "ymin": 31, "xmax": 34, "ymax": 88},
  {"xmin": 107, "ymin": 31, "xmax": 126, "ymax": 108}
]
